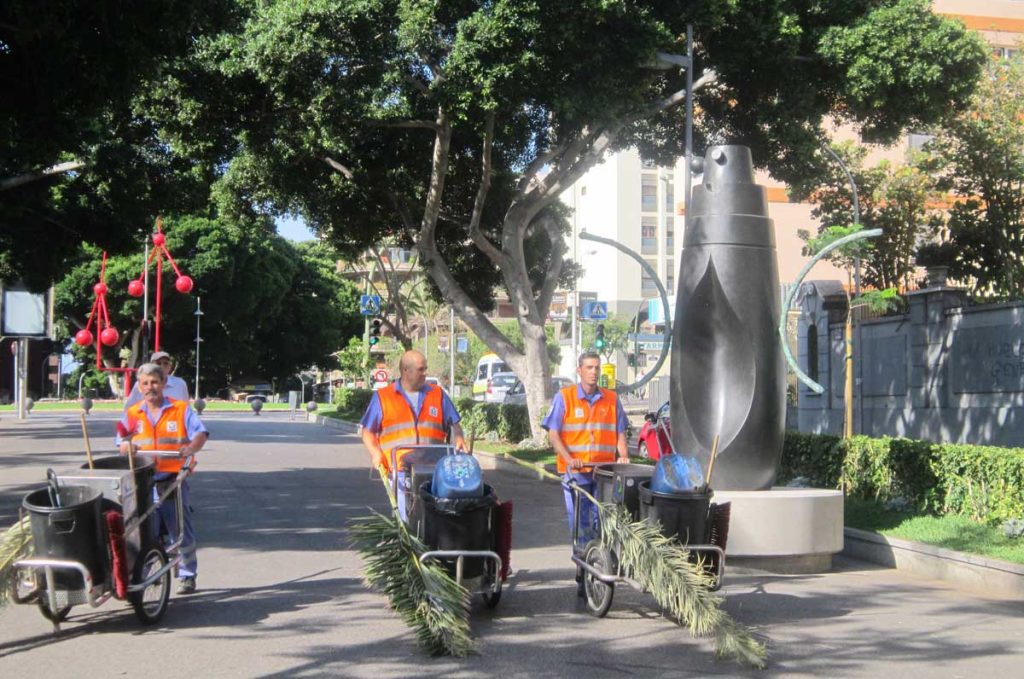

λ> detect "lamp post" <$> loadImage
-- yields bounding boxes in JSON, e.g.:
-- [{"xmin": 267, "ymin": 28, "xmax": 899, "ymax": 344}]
[{"xmin": 193, "ymin": 296, "xmax": 203, "ymax": 399}]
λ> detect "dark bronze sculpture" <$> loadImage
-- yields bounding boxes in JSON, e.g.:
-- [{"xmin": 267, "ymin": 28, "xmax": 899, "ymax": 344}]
[{"xmin": 670, "ymin": 146, "xmax": 785, "ymax": 490}]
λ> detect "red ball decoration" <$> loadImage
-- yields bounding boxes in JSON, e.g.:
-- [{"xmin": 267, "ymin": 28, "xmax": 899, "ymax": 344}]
[
  {"xmin": 127, "ymin": 279, "xmax": 144, "ymax": 297},
  {"xmin": 93, "ymin": 282, "xmax": 108, "ymax": 295},
  {"xmin": 152, "ymin": 232, "xmax": 166, "ymax": 247},
  {"xmin": 75, "ymin": 329, "xmax": 94, "ymax": 346},
  {"xmin": 175, "ymin": 275, "xmax": 194, "ymax": 294},
  {"xmin": 100, "ymin": 327, "xmax": 120, "ymax": 346}
]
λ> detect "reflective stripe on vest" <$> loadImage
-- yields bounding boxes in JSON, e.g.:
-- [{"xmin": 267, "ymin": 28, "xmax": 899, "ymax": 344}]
[
  {"xmin": 377, "ymin": 386, "xmax": 447, "ymax": 472},
  {"xmin": 556, "ymin": 385, "xmax": 619, "ymax": 474},
  {"xmin": 126, "ymin": 400, "xmax": 190, "ymax": 474}
]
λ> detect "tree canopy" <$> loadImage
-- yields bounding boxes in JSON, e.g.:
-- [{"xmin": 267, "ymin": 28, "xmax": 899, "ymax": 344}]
[{"xmin": 55, "ymin": 215, "xmax": 362, "ymax": 394}]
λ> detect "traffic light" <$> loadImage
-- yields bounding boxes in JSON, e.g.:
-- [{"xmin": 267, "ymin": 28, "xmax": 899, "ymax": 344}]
[
  {"xmin": 594, "ymin": 323, "xmax": 606, "ymax": 351},
  {"xmin": 369, "ymin": 318, "xmax": 382, "ymax": 346},
  {"xmin": 627, "ymin": 353, "xmax": 636, "ymax": 368}
]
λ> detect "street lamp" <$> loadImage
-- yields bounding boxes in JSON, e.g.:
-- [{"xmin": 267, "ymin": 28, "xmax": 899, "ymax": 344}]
[{"xmin": 193, "ymin": 296, "xmax": 204, "ymax": 399}]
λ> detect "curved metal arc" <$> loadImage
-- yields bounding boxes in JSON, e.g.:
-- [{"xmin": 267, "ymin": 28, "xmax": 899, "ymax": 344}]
[
  {"xmin": 578, "ymin": 232, "xmax": 672, "ymax": 393},
  {"xmin": 779, "ymin": 228, "xmax": 882, "ymax": 394}
]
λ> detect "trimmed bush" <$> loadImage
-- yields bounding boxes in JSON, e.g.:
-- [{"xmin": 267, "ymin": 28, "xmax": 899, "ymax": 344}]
[
  {"xmin": 781, "ymin": 431, "xmax": 1024, "ymax": 525},
  {"xmin": 333, "ymin": 387, "xmax": 375, "ymax": 421}
]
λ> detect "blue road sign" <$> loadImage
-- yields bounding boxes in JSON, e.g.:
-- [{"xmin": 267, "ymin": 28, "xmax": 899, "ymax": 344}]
[
  {"xmin": 582, "ymin": 301, "xmax": 608, "ymax": 321},
  {"xmin": 456, "ymin": 337, "xmax": 469, "ymax": 353},
  {"xmin": 359, "ymin": 294, "xmax": 381, "ymax": 316}
]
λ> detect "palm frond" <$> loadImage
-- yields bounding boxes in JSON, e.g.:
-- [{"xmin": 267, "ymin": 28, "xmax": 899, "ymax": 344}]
[
  {"xmin": 494, "ymin": 451, "xmax": 768, "ymax": 668},
  {"xmin": 348, "ymin": 468, "xmax": 474, "ymax": 656},
  {"xmin": 0, "ymin": 516, "xmax": 32, "ymax": 607},
  {"xmin": 599, "ymin": 504, "xmax": 767, "ymax": 668}
]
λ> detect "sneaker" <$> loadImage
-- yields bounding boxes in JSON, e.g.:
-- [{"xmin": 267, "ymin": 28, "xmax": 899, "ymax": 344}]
[{"xmin": 176, "ymin": 577, "xmax": 196, "ymax": 595}]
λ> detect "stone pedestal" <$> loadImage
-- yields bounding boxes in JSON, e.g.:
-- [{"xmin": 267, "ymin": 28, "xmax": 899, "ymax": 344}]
[{"xmin": 714, "ymin": 487, "xmax": 844, "ymax": 573}]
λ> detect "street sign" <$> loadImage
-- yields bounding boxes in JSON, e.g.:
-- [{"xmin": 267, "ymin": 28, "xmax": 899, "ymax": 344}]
[
  {"xmin": 373, "ymin": 368, "xmax": 389, "ymax": 383},
  {"xmin": 359, "ymin": 294, "xmax": 381, "ymax": 316},
  {"xmin": 456, "ymin": 337, "xmax": 469, "ymax": 353},
  {"xmin": 581, "ymin": 301, "xmax": 608, "ymax": 321}
]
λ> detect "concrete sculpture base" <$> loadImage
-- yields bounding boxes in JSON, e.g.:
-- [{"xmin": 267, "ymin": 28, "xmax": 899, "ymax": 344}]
[{"xmin": 713, "ymin": 488, "xmax": 844, "ymax": 574}]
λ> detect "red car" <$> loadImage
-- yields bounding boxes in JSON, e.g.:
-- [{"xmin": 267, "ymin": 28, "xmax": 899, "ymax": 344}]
[{"xmin": 636, "ymin": 401, "xmax": 673, "ymax": 460}]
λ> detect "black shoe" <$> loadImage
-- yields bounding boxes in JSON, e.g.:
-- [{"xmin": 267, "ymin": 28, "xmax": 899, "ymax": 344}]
[{"xmin": 176, "ymin": 577, "xmax": 196, "ymax": 595}]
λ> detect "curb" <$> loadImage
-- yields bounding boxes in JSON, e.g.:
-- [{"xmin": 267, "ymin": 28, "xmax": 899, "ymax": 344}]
[
  {"xmin": 474, "ymin": 450, "xmax": 560, "ymax": 485},
  {"xmin": 843, "ymin": 527, "xmax": 1024, "ymax": 601},
  {"xmin": 315, "ymin": 416, "xmax": 360, "ymax": 434}
]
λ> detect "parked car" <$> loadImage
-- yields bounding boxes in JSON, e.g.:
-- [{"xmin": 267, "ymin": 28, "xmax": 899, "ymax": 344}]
[
  {"xmin": 472, "ymin": 353, "xmax": 510, "ymax": 400},
  {"xmin": 484, "ymin": 371, "xmax": 519, "ymax": 403},
  {"xmin": 636, "ymin": 400, "xmax": 672, "ymax": 460},
  {"xmin": 503, "ymin": 376, "xmax": 574, "ymax": 405}
]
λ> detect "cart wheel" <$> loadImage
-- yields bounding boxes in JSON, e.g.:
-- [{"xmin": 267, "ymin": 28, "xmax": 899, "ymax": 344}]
[
  {"xmin": 37, "ymin": 598, "xmax": 71, "ymax": 623},
  {"xmin": 582, "ymin": 540, "xmax": 615, "ymax": 618},
  {"xmin": 129, "ymin": 547, "xmax": 170, "ymax": 625},
  {"xmin": 482, "ymin": 585, "xmax": 502, "ymax": 609}
]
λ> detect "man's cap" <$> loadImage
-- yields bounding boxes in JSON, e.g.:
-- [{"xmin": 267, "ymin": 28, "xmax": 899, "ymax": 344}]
[{"xmin": 150, "ymin": 351, "xmax": 172, "ymax": 362}]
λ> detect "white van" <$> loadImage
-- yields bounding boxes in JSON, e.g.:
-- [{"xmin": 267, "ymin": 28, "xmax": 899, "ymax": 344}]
[{"xmin": 472, "ymin": 353, "xmax": 509, "ymax": 400}]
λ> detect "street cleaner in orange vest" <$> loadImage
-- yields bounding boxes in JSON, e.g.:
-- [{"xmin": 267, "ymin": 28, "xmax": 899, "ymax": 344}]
[
  {"xmin": 117, "ymin": 362, "xmax": 208, "ymax": 595},
  {"xmin": 543, "ymin": 351, "xmax": 629, "ymax": 567},
  {"xmin": 360, "ymin": 350, "xmax": 466, "ymax": 520}
]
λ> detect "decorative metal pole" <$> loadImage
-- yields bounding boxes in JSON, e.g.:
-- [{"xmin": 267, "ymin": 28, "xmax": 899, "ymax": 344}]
[{"xmin": 194, "ymin": 296, "xmax": 203, "ymax": 399}]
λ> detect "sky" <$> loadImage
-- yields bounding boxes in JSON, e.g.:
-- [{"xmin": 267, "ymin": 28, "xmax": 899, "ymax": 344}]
[{"xmin": 275, "ymin": 215, "xmax": 316, "ymax": 242}]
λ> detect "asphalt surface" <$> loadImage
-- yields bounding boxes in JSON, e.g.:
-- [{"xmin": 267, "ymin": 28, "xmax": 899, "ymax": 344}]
[{"xmin": 1, "ymin": 412, "xmax": 1022, "ymax": 678}]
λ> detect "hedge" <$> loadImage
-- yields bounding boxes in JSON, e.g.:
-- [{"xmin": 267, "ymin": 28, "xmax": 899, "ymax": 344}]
[
  {"xmin": 779, "ymin": 431, "xmax": 1024, "ymax": 525},
  {"xmin": 332, "ymin": 388, "xmax": 533, "ymax": 443}
]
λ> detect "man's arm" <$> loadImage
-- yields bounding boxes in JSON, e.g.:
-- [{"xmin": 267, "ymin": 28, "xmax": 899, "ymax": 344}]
[
  {"xmin": 548, "ymin": 428, "xmax": 581, "ymax": 470},
  {"xmin": 450, "ymin": 422, "xmax": 467, "ymax": 451},
  {"xmin": 616, "ymin": 431, "xmax": 629, "ymax": 462},
  {"xmin": 182, "ymin": 432, "xmax": 208, "ymax": 457},
  {"xmin": 361, "ymin": 427, "xmax": 385, "ymax": 469}
]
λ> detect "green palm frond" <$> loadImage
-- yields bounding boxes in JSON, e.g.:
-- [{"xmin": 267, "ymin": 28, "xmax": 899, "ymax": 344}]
[
  {"xmin": 0, "ymin": 516, "xmax": 32, "ymax": 607},
  {"xmin": 599, "ymin": 505, "xmax": 767, "ymax": 668},
  {"xmin": 348, "ymin": 468, "xmax": 474, "ymax": 657}
]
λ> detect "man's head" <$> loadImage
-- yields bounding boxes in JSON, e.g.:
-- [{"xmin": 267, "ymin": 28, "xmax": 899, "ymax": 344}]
[
  {"xmin": 150, "ymin": 351, "xmax": 174, "ymax": 375},
  {"xmin": 136, "ymin": 362, "xmax": 167, "ymax": 405},
  {"xmin": 577, "ymin": 352, "xmax": 601, "ymax": 392},
  {"xmin": 398, "ymin": 350, "xmax": 428, "ymax": 392}
]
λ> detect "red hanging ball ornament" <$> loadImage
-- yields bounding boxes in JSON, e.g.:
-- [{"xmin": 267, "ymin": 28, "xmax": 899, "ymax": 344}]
[
  {"xmin": 100, "ymin": 327, "xmax": 120, "ymax": 346},
  {"xmin": 93, "ymin": 282, "xmax": 108, "ymax": 296},
  {"xmin": 127, "ymin": 279, "xmax": 144, "ymax": 297},
  {"xmin": 152, "ymin": 232, "xmax": 166, "ymax": 247},
  {"xmin": 75, "ymin": 329, "xmax": 94, "ymax": 346},
  {"xmin": 175, "ymin": 275, "xmax": 194, "ymax": 294}
]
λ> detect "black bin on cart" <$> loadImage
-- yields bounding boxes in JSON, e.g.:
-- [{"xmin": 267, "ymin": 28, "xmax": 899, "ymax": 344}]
[
  {"xmin": 637, "ymin": 481, "xmax": 711, "ymax": 545},
  {"xmin": 419, "ymin": 483, "xmax": 497, "ymax": 579},
  {"xmin": 593, "ymin": 463, "xmax": 654, "ymax": 521},
  {"xmin": 23, "ymin": 485, "xmax": 108, "ymax": 589}
]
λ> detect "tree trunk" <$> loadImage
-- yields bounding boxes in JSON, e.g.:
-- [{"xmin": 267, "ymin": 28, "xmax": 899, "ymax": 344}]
[{"xmin": 519, "ymin": 318, "xmax": 553, "ymax": 439}]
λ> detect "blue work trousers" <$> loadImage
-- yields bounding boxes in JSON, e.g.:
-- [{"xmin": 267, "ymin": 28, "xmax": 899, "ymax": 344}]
[
  {"xmin": 562, "ymin": 471, "xmax": 600, "ymax": 549},
  {"xmin": 153, "ymin": 475, "xmax": 197, "ymax": 579}
]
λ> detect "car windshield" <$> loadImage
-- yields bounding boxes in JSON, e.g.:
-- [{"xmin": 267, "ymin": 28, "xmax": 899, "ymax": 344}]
[{"xmin": 491, "ymin": 374, "xmax": 517, "ymax": 387}]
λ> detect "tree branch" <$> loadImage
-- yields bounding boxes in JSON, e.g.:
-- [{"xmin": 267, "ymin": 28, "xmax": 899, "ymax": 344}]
[
  {"xmin": 321, "ymin": 156, "xmax": 354, "ymax": 180},
  {"xmin": 1, "ymin": 160, "xmax": 86, "ymax": 191},
  {"xmin": 468, "ymin": 112, "xmax": 506, "ymax": 268},
  {"xmin": 535, "ymin": 214, "xmax": 567, "ymax": 317}
]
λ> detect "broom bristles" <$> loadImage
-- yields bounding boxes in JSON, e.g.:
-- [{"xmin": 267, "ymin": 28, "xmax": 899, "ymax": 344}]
[{"xmin": 0, "ymin": 515, "xmax": 32, "ymax": 607}]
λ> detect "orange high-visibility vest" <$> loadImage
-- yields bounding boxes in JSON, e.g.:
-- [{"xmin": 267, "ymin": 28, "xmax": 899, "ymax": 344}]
[
  {"xmin": 377, "ymin": 386, "xmax": 447, "ymax": 472},
  {"xmin": 556, "ymin": 385, "xmax": 619, "ymax": 474},
  {"xmin": 126, "ymin": 399, "xmax": 192, "ymax": 474}
]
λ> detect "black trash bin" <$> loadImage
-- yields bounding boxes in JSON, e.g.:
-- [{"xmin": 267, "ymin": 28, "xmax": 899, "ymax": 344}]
[
  {"xmin": 594, "ymin": 463, "xmax": 654, "ymax": 520},
  {"xmin": 638, "ymin": 481, "xmax": 711, "ymax": 545},
  {"xmin": 23, "ymin": 485, "xmax": 108, "ymax": 590},
  {"xmin": 419, "ymin": 483, "xmax": 497, "ymax": 579}
]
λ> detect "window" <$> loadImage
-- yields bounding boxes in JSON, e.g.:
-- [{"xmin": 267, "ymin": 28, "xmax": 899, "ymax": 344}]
[
  {"xmin": 806, "ymin": 325, "xmax": 819, "ymax": 383},
  {"xmin": 641, "ymin": 174, "xmax": 657, "ymax": 212},
  {"xmin": 664, "ymin": 177, "xmax": 674, "ymax": 211},
  {"xmin": 641, "ymin": 216, "xmax": 657, "ymax": 254},
  {"xmin": 665, "ymin": 217, "xmax": 674, "ymax": 249},
  {"xmin": 994, "ymin": 46, "xmax": 1019, "ymax": 60},
  {"xmin": 641, "ymin": 259, "xmax": 658, "ymax": 298},
  {"xmin": 666, "ymin": 262, "xmax": 674, "ymax": 291}
]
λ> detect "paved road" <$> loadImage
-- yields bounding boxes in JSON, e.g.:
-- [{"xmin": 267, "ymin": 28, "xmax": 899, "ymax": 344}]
[{"xmin": 1, "ymin": 413, "xmax": 1022, "ymax": 678}]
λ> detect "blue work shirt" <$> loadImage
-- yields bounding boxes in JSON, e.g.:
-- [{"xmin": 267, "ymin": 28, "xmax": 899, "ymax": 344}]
[
  {"xmin": 541, "ymin": 384, "xmax": 629, "ymax": 434},
  {"xmin": 359, "ymin": 382, "xmax": 461, "ymax": 434},
  {"xmin": 115, "ymin": 397, "xmax": 208, "ymax": 445}
]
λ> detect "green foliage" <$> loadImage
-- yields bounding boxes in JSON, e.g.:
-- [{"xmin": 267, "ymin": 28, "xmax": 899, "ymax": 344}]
[
  {"xmin": 336, "ymin": 337, "xmax": 371, "ymax": 381},
  {"xmin": 457, "ymin": 400, "xmax": 532, "ymax": 445},
  {"xmin": 333, "ymin": 387, "xmax": 376, "ymax": 421},
  {"xmin": 53, "ymin": 216, "xmax": 363, "ymax": 392},
  {"xmin": 349, "ymin": 509, "xmax": 473, "ymax": 656},
  {"xmin": 925, "ymin": 51, "xmax": 1024, "ymax": 300},
  {"xmin": 851, "ymin": 288, "xmax": 901, "ymax": 315},
  {"xmin": 581, "ymin": 314, "xmax": 632, "ymax": 360},
  {"xmin": 780, "ymin": 432, "xmax": 1024, "ymax": 524},
  {"xmin": 802, "ymin": 224, "xmax": 876, "ymax": 273}
]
